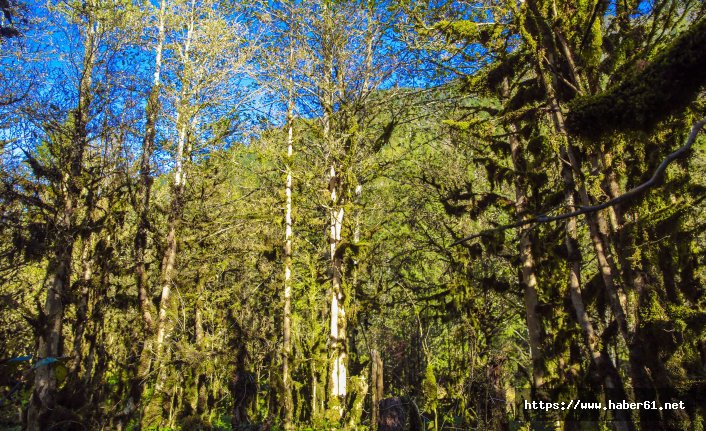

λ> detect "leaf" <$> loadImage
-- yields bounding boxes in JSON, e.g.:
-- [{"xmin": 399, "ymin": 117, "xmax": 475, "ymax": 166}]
[{"xmin": 54, "ymin": 364, "xmax": 68, "ymax": 385}]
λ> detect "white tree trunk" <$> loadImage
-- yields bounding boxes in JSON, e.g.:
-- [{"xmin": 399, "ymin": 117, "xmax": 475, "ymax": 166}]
[
  {"xmin": 282, "ymin": 45, "xmax": 295, "ymax": 429},
  {"xmin": 329, "ymin": 164, "xmax": 346, "ymax": 416}
]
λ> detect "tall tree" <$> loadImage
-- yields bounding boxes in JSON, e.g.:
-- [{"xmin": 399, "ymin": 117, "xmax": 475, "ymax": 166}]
[
  {"xmin": 25, "ymin": 2, "xmax": 100, "ymax": 428},
  {"xmin": 139, "ymin": 0, "xmax": 255, "ymax": 426},
  {"xmin": 119, "ymin": 0, "xmax": 168, "ymax": 424}
]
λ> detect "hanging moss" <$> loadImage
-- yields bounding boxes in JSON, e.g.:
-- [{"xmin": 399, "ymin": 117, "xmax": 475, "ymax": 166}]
[
  {"xmin": 485, "ymin": 51, "xmax": 527, "ymax": 91},
  {"xmin": 421, "ymin": 364, "xmax": 438, "ymax": 413},
  {"xmin": 566, "ymin": 18, "xmax": 706, "ymax": 138},
  {"xmin": 435, "ymin": 20, "xmax": 480, "ymax": 40},
  {"xmin": 505, "ymin": 79, "xmax": 545, "ymax": 113}
]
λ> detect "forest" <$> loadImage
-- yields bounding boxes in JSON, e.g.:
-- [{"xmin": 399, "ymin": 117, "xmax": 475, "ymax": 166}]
[{"xmin": 1, "ymin": 0, "xmax": 706, "ymax": 430}]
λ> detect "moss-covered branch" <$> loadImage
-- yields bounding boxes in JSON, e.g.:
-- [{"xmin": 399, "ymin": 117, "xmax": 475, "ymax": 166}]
[{"xmin": 566, "ymin": 18, "xmax": 706, "ymax": 138}]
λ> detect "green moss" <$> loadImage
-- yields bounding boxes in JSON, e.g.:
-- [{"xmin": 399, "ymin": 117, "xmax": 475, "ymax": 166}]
[
  {"xmin": 485, "ymin": 51, "xmax": 527, "ymax": 91},
  {"xmin": 583, "ymin": 17, "xmax": 603, "ymax": 69},
  {"xmin": 435, "ymin": 20, "xmax": 479, "ymax": 40},
  {"xmin": 422, "ymin": 363, "xmax": 438, "ymax": 411},
  {"xmin": 641, "ymin": 291, "xmax": 667, "ymax": 322},
  {"xmin": 345, "ymin": 374, "xmax": 369, "ymax": 430},
  {"xmin": 506, "ymin": 79, "xmax": 545, "ymax": 112},
  {"xmin": 566, "ymin": 18, "xmax": 706, "ymax": 138},
  {"xmin": 442, "ymin": 120, "xmax": 472, "ymax": 131}
]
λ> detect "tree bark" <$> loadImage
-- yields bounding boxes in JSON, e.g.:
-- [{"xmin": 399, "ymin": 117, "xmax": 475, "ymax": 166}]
[
  {"xmin": 320, "ymin": 2, "xmax": 347, "ymax": 420},
  {"xmin": 69, "ymin": 236, "xmax": 94, "ymax": 379},
  {"xmin": 141, "ymin": 118, "xmax": 188, "ymax": 427},
  {"xmin": 135, "ymin": 0, "xmax": 166, "ymax": 337},
  {"xmin": 561, "ymin": 158, "xmax": 634, "ymax": 431}
]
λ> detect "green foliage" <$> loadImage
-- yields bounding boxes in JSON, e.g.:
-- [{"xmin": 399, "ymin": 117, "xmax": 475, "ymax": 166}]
[{"xmin": 1, "ymin": 1, "xmax": 705, "ymax": 431}]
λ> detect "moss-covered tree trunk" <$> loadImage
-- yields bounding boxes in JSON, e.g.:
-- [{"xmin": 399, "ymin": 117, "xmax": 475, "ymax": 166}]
[
  {"xmin": 69, "ymin": 235, "xmax": 94, "ymax": 380},
  {"xmin": 119, "ymin": 0, "xmax": 167, "ymax": 426},
  {"xmin": 141, "ymin": 116, "xmax": 188, "ymax": 428},
  {"xmin": 141, "ymin": 7, "xmax": 194, "ymax": 422},
  {"xmin": 371, "ymin": 349, "xmax": 383, "ymax": 431},
  {"xmin": 319, "ymin": 2, "xmax": 348, "ymax": 421},
  {"xmin": 536, "ymin": 54, "xmax": 637, "ymax": 429},
  {"xmin": 503, "ymin": 82, "xmax": 545, "ymax": 389}
]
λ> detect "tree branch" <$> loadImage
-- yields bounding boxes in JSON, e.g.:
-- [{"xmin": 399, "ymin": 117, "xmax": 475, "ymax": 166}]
[{"xmin": 451, "ymin": 117, "xmax": 706, "ymax": 246}]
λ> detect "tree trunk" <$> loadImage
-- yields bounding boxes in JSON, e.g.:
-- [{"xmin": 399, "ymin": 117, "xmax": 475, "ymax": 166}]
[
  {"xmin": 329, "ymin": 164, "xmax": 347, "ymax": 419},
  {"xmin": 282, "ymin": 37, "xmax": 296, "ymax": 431},
  {"xmin": 371, "ymin": 349, "xmax": 383, "ymax": 431},
  {"xmin": 135, "ymin": 0, "xmax": 166, "ymax": 337},
  {"xmin": 142, "ymin": 119, "xmax": 187, "ymax": 427},
  {"xmin": 561, "ymin": 158, "xmax": 634, "ymax": 431},
  {"xmin": 69, "ymin": 236, "xmax": 94, "ymax": 379},
  {"xmin": 563, "ymin": 145, "xmax": 632, "ymax": 342},
  {"xmin": 320, "ymin": 3, "xmax": 347, "ymax": 420},
  {"xmin": 141, "ymin": 3, "xmax": 194, "ymax": 425},
  {"xmin": 190, "ymin": 267, "xmax": 207, "ymax": 420},
  {"xmin": 499, "ymin": 75, "xmax": 546, "ymax": 392},
  {"xmin": 27, "ymin": 247, "xmax": 73, "ymax": 431},
  {"xmin": 595, "ymin": 154, "xmax": 669, "ymax": 426},
  {"xmin": 506, "ymin": 114, "xmax": 545, "ymax": 389},
  {"xmin": 311, "ymin": 359, "xmax": 318, "ymax": 420}
]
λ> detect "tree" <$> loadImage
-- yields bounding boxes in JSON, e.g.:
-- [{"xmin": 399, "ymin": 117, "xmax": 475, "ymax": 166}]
[
  {"xmin": 138, "ymin": 0, "xmax": 255, "ymax": 426},
  {"xmin": 23, "ymin": 1, "xmax": 134, "ymax": 428}
]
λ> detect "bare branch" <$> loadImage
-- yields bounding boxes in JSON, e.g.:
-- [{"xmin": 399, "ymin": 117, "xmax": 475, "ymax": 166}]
[{"xmin": 451, "ymin": 117, "xmax": 706, "ymax": 246}]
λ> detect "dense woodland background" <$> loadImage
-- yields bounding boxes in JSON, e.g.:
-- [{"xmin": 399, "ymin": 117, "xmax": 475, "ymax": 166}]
[{"xmin": 1, "ymin": 0, "xmax": 706, "ymax": 430}]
